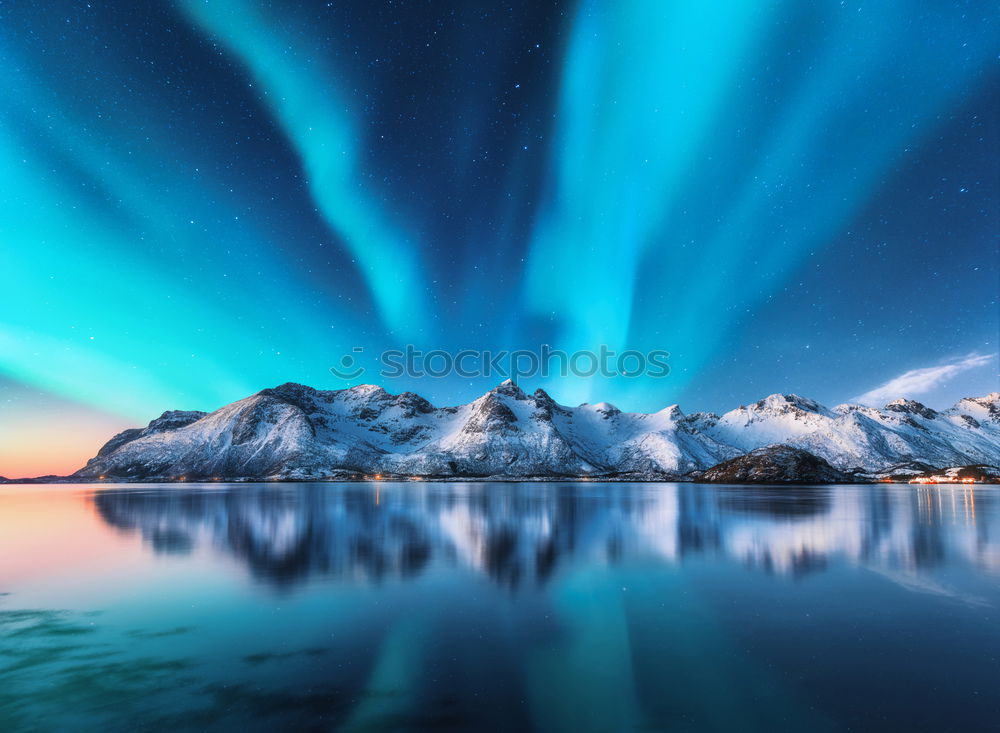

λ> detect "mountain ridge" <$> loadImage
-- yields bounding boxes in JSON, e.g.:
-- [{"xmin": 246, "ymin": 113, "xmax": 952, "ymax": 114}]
[{"xmin": 67, "ymin": 381, "xmax": 1000, "ymax": 482}]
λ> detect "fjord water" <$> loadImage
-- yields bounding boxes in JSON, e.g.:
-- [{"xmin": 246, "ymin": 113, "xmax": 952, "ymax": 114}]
[{"xmin": 1, "ymin": 483, "xmax": 998, "ymax": 732}]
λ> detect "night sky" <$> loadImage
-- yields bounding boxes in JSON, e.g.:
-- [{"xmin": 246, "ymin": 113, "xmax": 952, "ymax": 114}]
[{"xmin": 1, "ymin": 0, "xmax": 997, "ymax": 475}]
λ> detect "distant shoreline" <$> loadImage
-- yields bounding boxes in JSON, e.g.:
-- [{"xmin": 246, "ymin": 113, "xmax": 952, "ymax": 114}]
[{"xmin": 3, "ymin": 476, "xmax": 997, "ymax": 486}]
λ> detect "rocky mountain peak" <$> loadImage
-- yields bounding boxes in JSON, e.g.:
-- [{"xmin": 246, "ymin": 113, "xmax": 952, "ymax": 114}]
[
  {"xmin": 754, "ymin": 393, "xmax": 825, "ymax": 414},
  {"xmin": 464, "ymin": 393, "xmax": 518, "ymax": 434},
  {"xmin": 490, "ymin": 378, "xmax": 527, "ymax": 399},
  {"xmin": 531, "ymin": 388, "xmax": 569, "ymax": 419},
  {"xmin": 261, "ymin": 382, "xmax": 316, "ymax": 398},
  {"xmin": 684, "ymin": 411, "xmax": 719, "ymax": 425},
  {"xmin": 951, "ymin": 393, "xmax": 1000, "ymax": 423},
  {"xmin": 393, "ymin": 391, "xmax": 434, "ymax": 416},
  {"xmin": 657, "ymin": 404, "xmax": 684, "ymax": 420},
  {"xmin": 592, "ymin": 401, "xmax": 621, "ymax": 418},
  {"xmin": 91, "ymin": 409, "xmax": 207, "ymax": 460},
  {"xmin": 256, "ymin": 382, "xmax": 328, "ymax": 414},
  {"xmin": 148, "ymin": 410, "xmax": 207, "ymax": 431},
  {"xmin": 347, "ymin": 383, "xmax": 389, "ymax": 396},
  {"xmin": 532, "ymin": 387, "xmax": 554, "ymax": 402},
  {"xmin": 884, "ymin": 398, "xmax": 938, "ymax": 420}
]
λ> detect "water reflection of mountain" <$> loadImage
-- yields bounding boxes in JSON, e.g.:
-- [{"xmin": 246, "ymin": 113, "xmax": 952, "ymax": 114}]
[{"xmin": 91, "ymin": 483, "xmax": 1000, "ymax": 588}]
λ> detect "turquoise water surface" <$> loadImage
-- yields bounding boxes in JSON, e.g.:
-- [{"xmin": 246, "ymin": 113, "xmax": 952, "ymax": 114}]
[{"xmin": 1, "ymin": 482, "xmax": 998, "ymax": 731}]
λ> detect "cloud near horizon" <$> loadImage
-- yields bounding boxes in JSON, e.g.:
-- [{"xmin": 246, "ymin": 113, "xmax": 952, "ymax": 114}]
[{"xmin": 852, "ymin": 353, "xmax": 996, "ymax": 407}]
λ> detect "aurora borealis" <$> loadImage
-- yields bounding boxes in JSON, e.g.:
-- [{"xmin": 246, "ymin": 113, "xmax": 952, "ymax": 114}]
[{"xmin": 0, "ymin": 0, "xmax": 997, "ymax": 476}]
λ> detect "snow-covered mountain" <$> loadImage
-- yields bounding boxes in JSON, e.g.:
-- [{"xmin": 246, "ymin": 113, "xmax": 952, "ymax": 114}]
[{"xmin": 75, "ymin": 382, "xmax": 1000, "ymax": 480}]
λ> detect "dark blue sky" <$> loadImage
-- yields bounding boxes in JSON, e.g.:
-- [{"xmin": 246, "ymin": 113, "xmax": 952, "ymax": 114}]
[{"xmin": 0, "ymin": 0, "xmax": 997, "ymax": 473}]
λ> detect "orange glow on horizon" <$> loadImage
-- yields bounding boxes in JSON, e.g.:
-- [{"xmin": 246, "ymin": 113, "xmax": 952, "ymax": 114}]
[
  {"xmin": 0, "ymin": 411, "xmax": 132, "ymax": 478},
  {"xmin": 0, "ymin": 380, "xmax": 142, "ymax": 478}
]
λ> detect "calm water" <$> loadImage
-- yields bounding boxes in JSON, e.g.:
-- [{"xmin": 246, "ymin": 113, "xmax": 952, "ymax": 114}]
[{"xmin": 1, "ymin": 482, "xmax": 998, "ymax": 732}]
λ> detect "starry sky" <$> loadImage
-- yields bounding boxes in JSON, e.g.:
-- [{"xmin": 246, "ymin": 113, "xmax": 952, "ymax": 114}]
[{"xmin": 1, "ymin": 0, "xmax": 997, "ymax": 476}]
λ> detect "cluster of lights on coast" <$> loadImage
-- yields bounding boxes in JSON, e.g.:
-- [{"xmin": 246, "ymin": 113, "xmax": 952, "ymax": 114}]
[{"xmin": 908, "ymin": 476, "xmax": 979, "ymax": 485}]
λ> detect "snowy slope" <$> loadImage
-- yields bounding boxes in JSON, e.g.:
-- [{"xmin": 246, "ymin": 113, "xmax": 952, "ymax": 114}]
[
  {"xmin": 76, "ymin": 383, "xmax": 1000, "ymax": 480},
  {"xmin": 703, "ymin": 393, "xmax": 1000, "ymax": 471}
]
